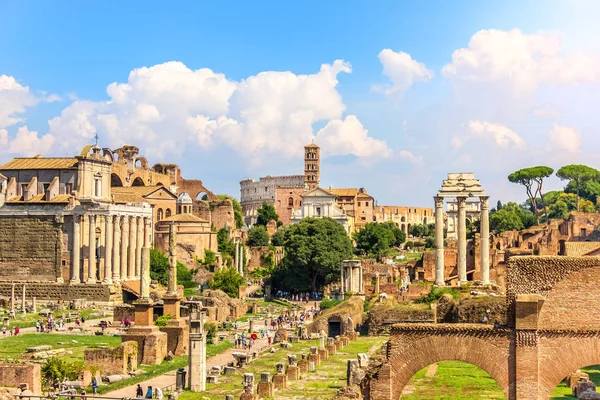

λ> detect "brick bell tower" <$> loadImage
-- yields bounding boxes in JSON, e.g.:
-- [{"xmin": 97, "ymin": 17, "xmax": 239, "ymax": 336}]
[{"xmin": 304, "ymin": 142, "xmax": 320, "ymax": 190}]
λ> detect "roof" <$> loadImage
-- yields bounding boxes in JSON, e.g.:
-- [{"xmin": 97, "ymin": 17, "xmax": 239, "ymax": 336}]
[
  {"xmin": 0, "ymin": 173, "xmax": 6, "ymax": 180},
  {"xmin": 0, "ymin": 157, "xmax": 78, "ymax": 170},
  {"xmin": 159, "ymin": 213, "xmax": 209, "ymax": 223},
  {"xmin": 302, "ymin": 187, "xmax": 335, "ymax": 198},
  {"xmin": 111, "ymin": 185, "xmax": 175, "ymax": 198},
  {"xmin": 330, "ymin": 188, "xmax": 358, "ymax": 197},
  {"xmin": 6, "ymin": 194, "xmax": 72, "ymax": 204},
  {"xmin": 305, "ymin": 143, "xmax": 319, "ymax": 148}
]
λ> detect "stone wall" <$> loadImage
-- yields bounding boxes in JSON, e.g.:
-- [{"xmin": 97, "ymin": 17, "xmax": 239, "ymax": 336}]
[
  {"xmin": 0, "ymin": 215, "xmax": 61, "ymax": 282},
  {"xmin": 0, "ymin": 282, "xmax": 111, "ymax": 301},
  {"xmin": 0, "ymin": 363, "xmax": 41, "ymax": 394},
  {"xmin": 188, "ymin": 289, "xmax": 248, "ymax": 322},
  {"xmin": 84, "ymin": 341, "xmax": 138, "ymax": 375},
  {"xmin": 308, "ymin": 296, "xmax": 364, "ymax": 336}
]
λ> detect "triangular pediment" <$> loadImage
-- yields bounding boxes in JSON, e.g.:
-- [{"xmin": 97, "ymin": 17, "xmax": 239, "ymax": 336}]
[{"xmin": 302, "ymin": 187, "xmax": 335, "ymax": 198}]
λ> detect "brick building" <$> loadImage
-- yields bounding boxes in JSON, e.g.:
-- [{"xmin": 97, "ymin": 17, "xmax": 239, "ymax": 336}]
[{"xmin": 373, "ymin": 205, "xmax": 433, "ymax": 234}]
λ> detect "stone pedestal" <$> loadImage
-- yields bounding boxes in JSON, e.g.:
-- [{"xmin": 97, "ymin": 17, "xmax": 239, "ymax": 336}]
[
  {"xmin": 122, "ymin": 300, "xmax": 168, "ymax": 365},
  {"xmin": 318, "ymin": 347, "xmax": 329, "ymax": 360},
  {"xmin": 272, "ymin": 373, "xmax": 287, "ymax": 389},
  {"xmin": 341, "ymin": 336, "xmax": 350, "ymax": 346},
  {"xmin": 335, "ymin": 336, "xmax": 344, "ymax": 350},
  {"xmin": 298, "ymin": 355, "xmax": 309, "ymax": 373},
  {"xmin": 257, "ymin": 373, "xmax": 274, "ymax": 398},
  {"xmin": 133, "ymin": 299, "xmax": 154, "ymax": 326},
  {"xmin": 309, "ymin": 346, "xmax": 320, "ymax": 366},
  {"xmin": 326, "ymin": 343, "xmax": 337, "ymax": 355},
  {"xmin": 286, "ymin": 365, "xmax": 299, "ymax": 381},
  {"xmin": 160, "ymin": 318, "xmax": 189, "ymax": 356},
  {"xmin": 188, "ymin": 305, "xmax": 207, "ymax": 392}
]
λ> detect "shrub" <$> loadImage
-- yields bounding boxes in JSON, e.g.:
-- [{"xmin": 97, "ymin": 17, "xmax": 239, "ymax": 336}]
[
  {"xmin": 414, "ymin": 286, "xmax": 460, "ymax": 304},
  {"xmin": 155, "ymin": 314, "xmax": 173, "ymax": 328},
  {"xmin": 210, "ymin": 267, "xmax": 245, "ymax": 298},
  {"xmin": 320, "ymin": 298, "xmax": 342, "ymax": 310},
  {"xmin": 204, "ymin": 321, "xmax": 217, "ymax": 344},
  {"xmin": 41, "ymin": 357, "xmax": 83, "ymax": 388}
]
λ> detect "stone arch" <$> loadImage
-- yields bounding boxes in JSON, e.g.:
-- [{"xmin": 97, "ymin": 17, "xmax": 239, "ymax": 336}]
[
  {"xmin": 388, "ymin": 334, "xmax": 510, "ymax": 400},
  {"xmin": 401, "ymin": 216, "xmax": 406, "ymax": 222},
  {"xmin": 166, "ymin": 208, "xmax": 172, "ymax": 218},
  {"xmin": 132, "ymin": 177, "xmax": 145, "ymax": 186},
  {"xmin": 401, "ymin": 224, "xmax": 406, "ymax": 232},
  {"xmin": 111, "ymin": 173, "xmax": 123, "ymax": 187},
  {"xmin": 196, "ymin": 192, "xmax": 208, "ymax": 200}
]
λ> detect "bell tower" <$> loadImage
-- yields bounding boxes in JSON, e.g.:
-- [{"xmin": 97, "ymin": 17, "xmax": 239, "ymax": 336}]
[{"xmin": 304, "ymin": 142, "xmax": 320, "ymax": 190}]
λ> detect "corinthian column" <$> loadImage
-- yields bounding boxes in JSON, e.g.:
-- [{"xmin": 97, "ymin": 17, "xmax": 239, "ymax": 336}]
[
  {"xmin": 128, "ymin": 216, "xmax": 136, "ymax": 280},
  {"xmin": 104, "ymin": 216, "xmax": 113, "ymax": 284},
  {"xmin": 140, "ymin": 217, "xmax": 152, "ymax": 299},
  {"xmin": 480, "ymin": 196, "xmax": 490, "ymax": 284},
  {"xmin": 71, "ymin": 216, "xmax": 81, "ymax": 283},
  {"xmin": 87, "ymin": 215, "xmax": 97, "ymax": 284},
  {"xmin": 136, "ymin": 217, "xmax": 143, "ymax": 279},
  {"xmin": 113, "ymin": 216, "xmax": 121, "ymax": 283},
  {"xmin": 457, "ymin": 197, "xmax": 467, "ymax": 284},
  {"xmin": 121, "ymin": 217, "xmax": 129, "ymax": 280},
  {"xmin": 434, "ymin": 196, "xmax": 445, "ymax": 286}
]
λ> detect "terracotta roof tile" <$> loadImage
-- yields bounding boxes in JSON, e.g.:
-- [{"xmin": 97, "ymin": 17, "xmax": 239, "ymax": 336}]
[
  {"xmin": 330, "ymin": 188, "xmax": 358, "ymax": 197},
  {"xmin": 111, "ymin": 186, "xmax": 174, "ymax": 198},
  {"xmin": 6, "ymin": 194, "xmax": 72, "ymax": 203},
  {"xmin": 0, "ymin": 158, "xmax": 78, "ymax": 170},
  {"xmin": 159, "ymin": 213, "xmax": 209, "ymax": 223}
]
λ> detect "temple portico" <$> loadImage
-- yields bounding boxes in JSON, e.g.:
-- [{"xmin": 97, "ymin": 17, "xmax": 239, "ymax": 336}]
[{"xmin": 434, "ymin": 173, "xmax": 489, "ymax": 286}]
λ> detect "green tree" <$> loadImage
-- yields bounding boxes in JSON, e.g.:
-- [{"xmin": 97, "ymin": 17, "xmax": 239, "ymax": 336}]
[
  {"xmin": 150, "ymin": 248, "xmax": 169, "ymax": 285},
  {"xmin": 271, "ymin": 227, "xmax": 286, "ymax": 246},
  {"xmin": 496, "ymin": 200, "xmax": 503, "ymax": 211},
  {"xmin": 247, "ymin": 225, "xmax": 270, "ymax": 247},
  {"xmin": 489, "ymin": 202, "xmax": 536, "ymax": 233},
  {"xmin": 382, "ymin": 221, "xmax": 407, "ymax": 246},
  {"xmin": 556, "ymin": 165, "xmax": 600, "ymax": 211},
  {"xmin": 216, "ymin": 194, "xmax": 244, "ymax": 228},
  {"xmin": 217, "ymin": 227, "xmax": 235, "ymax": 257},
  {"xmin": 354, "ymin": 223, "xmax": 395, "ymax": 255},
  {"xmin": 508, "ymin": 166, "xmax": 554, "ymax": 224},
  {"xmin": 272, "ymin": 218, "xmax": 353, "ymax": 292},
  {"xmin": 565, "ymin": 179, "xmax": 600, "ymax": 206},
  {"xmin": 201, "ymin": 249, "xmax": 217, "ymax": 266},
  {"xmin": 256, "ymin": 201, "xmax": 279, "ymax": 226},
  {"xmin": 201, "ymin": 194, "xmax": 209, "ymax": 200},
  {"xmin": 408, "ymin": 223, "xmax": 434, "ymax": 238},
  {"xmin": 210, "ymin": 267, "xmax": 245, "ymax": 298}
]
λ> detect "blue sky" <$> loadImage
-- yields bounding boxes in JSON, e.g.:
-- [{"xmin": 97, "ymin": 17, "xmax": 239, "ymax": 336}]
[{"xmin": 1, "ymin": 1, "xmax": 600, "ymax": 206}]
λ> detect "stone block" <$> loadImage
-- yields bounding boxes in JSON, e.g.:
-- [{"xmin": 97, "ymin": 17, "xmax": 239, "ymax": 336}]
[
  {"xmin": 159, "ymin": 318, "xmax": 189, "ymax": 356},
  {"xmin": 272, "ymin": 373, "xmax": 287, "ymax": 389},
  {"xmin": 122, "ymin": 326, "xmax": 168, "ymax": 365},
  {"xmin": 318, "ymin": 348, "xmax": 329, "ymax": 360},
  {"xmin": 257, "ymin": 374, "xmax": 273, "ymax": 398},
  {"xmin": 326, "ymin": 344, "xmax": 337, "ymax": 355},
  {"xmin": 308, "ymin": 353, "xmax": 320, "ymax": 367},
  {"xmin": 297, "ymin": 360, "xmax": 308, "ymax": 373},
  {"xmin": 239, "ymin": 394, "xmax": 258, "ymax": 400},
  {"xmin": 309, "ymin": 361, "xmax": 315, "ymax": 372},
  {"xmin": 206, "ymin": 375, "xmax": 219, "ymax": 384},
  {"xmin": 286, "ymin": 366, "xmax": 299, "ymax": 381},
  {"xmin": 223, "ymin": 366, "xmax": 236, "ymax": 375},
  {"xmin": 289, "ymin": 336, "xmax": 299, "ymax": 343},
  {"xmin": 357, "ymin": 353, "xmax": 369, "ymax": 368}
]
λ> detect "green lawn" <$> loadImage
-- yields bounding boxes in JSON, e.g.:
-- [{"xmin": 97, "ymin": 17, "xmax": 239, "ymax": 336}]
[
  {"xmin": 0, "ymin": 333, "xmax": 121, "ymax": 362},
  {"xmin": 402, "ymin": 361, "xmax": 505, "ymax": 400},
  {"xmin": 551, "ymin": 365, "xmax": 600, "ymax": 399},
  {"xmin": 0, "ymin": 308, "xmax": 103, "ymax": 329},
  {"xmin": 178, "ymin": 336, "xmax": 386, "ymax": 400}
]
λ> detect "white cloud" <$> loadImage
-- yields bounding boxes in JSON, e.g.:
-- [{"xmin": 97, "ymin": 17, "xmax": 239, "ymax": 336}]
[
  {"xmin": 46, "ymin": 59, "xmax": 389, "ymax": 164},
  {"xmin": 547, "ymin": 124, "xmax": 580, "ymax": 153},
  {"xmin": 0, "ymin": 129, "xmax": 7, "ymax": 146},
  {"xmin": 398, "ymin": 150, "xmax": 424, "ymax": 165},
  {"xmin": 442, "ymin": 29, "xmax": 600, "ymax": 95},
  {"xmin": 0, "ymin": 75, "xmax": 39, "ymax": 129},
  {"xmin": 467, "ymin": 120, "xmax": 528, "ymax": 150},
  {"xmin": 315, "ymin": 115, "xmax": 392, "ymax": 159},
  {"xmin": 375, "ymin": 49, "xmax": 433, "ymax": 95},
  {"xmin": 8, "ymin": 126, "xmax": 55, "ymax": 156}
]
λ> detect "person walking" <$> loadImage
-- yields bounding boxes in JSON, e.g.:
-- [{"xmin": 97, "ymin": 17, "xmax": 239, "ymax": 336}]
[
  {"xmin": 145, "ymin": 386, "xmax": 153, "ymax": 399},
  {"xmin": 136, "ymin": 384, "xmax": 143, "ymax": 398},
  {"xmin": 155, "ymin": 387, "xmax": 163, "ymax": 400},
  {"xmin": 91, "ymin": 378, "xmax": 97, "ymax": 395}
]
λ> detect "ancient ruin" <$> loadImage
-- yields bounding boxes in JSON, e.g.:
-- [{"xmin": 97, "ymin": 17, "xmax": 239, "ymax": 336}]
[{"xmin": 187, "ymin": 301, "xmax": 207, "ymax": 392}]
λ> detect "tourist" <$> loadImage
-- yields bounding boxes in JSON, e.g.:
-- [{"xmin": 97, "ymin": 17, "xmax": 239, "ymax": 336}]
[
  {"xmin": 9, "ymin": 327, "xmax": 13, "ymax": 336},
  {"xmin": 1, "ymin": 326, "xmax": 5, "ymax": 335},
  {"xmin": 14, "ymin": 326, "xmax": 19, "ymax": 335},
  {"xmin": 35, "ymin": 321, "xmax": 40, "ymax": 332},
  {"xmin": 81, "ymin": 315, "xmax": 86, "ymax": 324},
  {"xmin": 136, "ymin": 384, "xmax": 143, "ymax": 398},
  {"xmin": 80, "ymin": 388, "xmax": 86, "ymax": 399},
  {"xmin": 145, "ymin": 386, "xmax": 153, "ymax": 399},
  {"xmin": 155, "ymin": 387, "xmax": 163, "ymax": 400},
  {"xmin": 91, "ymin": 378, "xmax": 97, "ymax": 395}
]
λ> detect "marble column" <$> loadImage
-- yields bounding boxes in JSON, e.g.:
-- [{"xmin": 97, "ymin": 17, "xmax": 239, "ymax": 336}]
[
  {"xmin": 87, "ymin": 215, "xmax": 97, "ymax": 284},
  {"xmin": 434, "ymin": 196, "xmax": 445, "ymax": 286},
  {"xmin": 112, "ymin": 216, "xmax": 121, "ymax": 283},
  {"xmin": 136, "ymin": 217, "xmax": 143, "ymax": 279},
  {"xmin": 235, "ymin": 240, "xmax": 240, "ymax": 273},
  {"xmin": 349, "ymin": 266, "xmax": 354, "ymax": 293},
  {"xmin": 480, "ymin": 196, "xmax": 490, "ymax": 285},
  {"xmin": 104, "ymin": 216, "xmax": 113, "ymax": 284},
  {"xmin": 140, "ymin": 217, "xmax": 152, "ymax": 299},
  {"xmin": 167, "ymin": 222, "xmax": 177, "ymax": 295},
  {"xmin": 238, "ymin": 245, "xmax": 244, "ymax": 277},
  {"xmin": 121, "ymin": 217, "xmax": 129, "ymax": 280},
  {"xmin": 340, "ymin": 265, "xmax": 344, "ymax": 296},
  {"xmin": 457, "ymin": 196, "xmax": 467, "ymax": 284},
  {"xmin": 358, "ymin": 265, "xmax": 363, "ymax": 294},
  {"xmin": 128, "ymin": 216, "xmax": 136, "ymax": 280},
  {"xmin": 375, "ymin": 272, "xmax": 380, "ymax": 294},
  {"xmin": 71, "ymin": 216, "xmax": 81, "ymax": 283},
  {"xmin": 10, "ymin": 283, "xmax": 15, "ymax": 315},
  {"xmin": 21, "ymin": 285, "xmax": 26, "ymax": 316}
]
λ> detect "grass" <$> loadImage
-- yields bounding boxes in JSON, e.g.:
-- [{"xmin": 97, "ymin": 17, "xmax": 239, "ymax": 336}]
[
  {"xmin": 96, "ymin": 340, "xmax": 234, "ymax": 394},
  {"xmin": 551, "ymin": 365, "xmax": 600, "ymax": 399},
  {"xmin": 177, "ymin": 335, "xmax": 386, "ymax": 400},
  {"xmin": 0, "ymin": 333, "xmax": 121, "ymax": 362},
  {"xmin": 401, "ymin": 361, "xmax": 505, "ymax": 400},
  {"xmin": 0, "ymin": 308, "xmax": 102, "ymax": 329}
]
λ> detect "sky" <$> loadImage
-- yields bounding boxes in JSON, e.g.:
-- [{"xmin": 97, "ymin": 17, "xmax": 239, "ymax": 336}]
[{"xmin": 1, "ymin": 1, "xmax": 600, "ymax": 207}]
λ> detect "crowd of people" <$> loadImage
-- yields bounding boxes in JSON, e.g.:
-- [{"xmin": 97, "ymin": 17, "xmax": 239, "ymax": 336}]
[{"xmin": 276, "ymin": 291, "xmax": 322, "ymax": 302}]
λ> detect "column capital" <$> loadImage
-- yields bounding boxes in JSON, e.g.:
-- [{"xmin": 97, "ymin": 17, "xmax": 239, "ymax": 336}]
[
  {"xmin": 456, "ymin": 196, "xmax": 467, "ymax": 206},
  {"xmin": 434, "ymin": 196, "xmax": 444, "ymax": 208},
  {"xmin": 480, "ymin": 196, "xmax": 490, "ymax": 209},
  {"xmin": 89, "ymin": 214, "xmax": 96, "ymax": 223}
]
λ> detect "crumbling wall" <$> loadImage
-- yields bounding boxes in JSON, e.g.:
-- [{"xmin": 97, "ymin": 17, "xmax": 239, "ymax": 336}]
[
  {"xmin": 84, "ymin": 341, "xmax": 138, "ymax": 375},
  {"xmin": 308, "ymin": 296, "xmax": 364, "ymax": 335},
  {"xmin": 0, "ymin": 283, "xmax": 111, "ymax": 301},
  {"xmin": 0, "ymin": 363, "xmax": 41, "ymax": 394},
  {"xmin": 189, "ymin": 289, "xmax": 248, "ymax": 322}
]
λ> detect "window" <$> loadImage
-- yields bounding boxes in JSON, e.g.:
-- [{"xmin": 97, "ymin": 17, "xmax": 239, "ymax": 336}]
[
  {"xmin": 94, "ymin": 178, "xmax": 102, "ymax": 198},
  {"xmin": 581, "ymin": 228, "xmax": 587, "ymax": 237},
  {"xmin": 265, "ymin": 187, "xmax": 268, "ymax": 192},
  {"xmin": 358, "ymin": 202, "xmax": 361, "ymax": 206},
  {"xmin": 288, "ymin": 197, "xmax": 294, "ymax": 207},
  {"xmin": 65, "ymin": 183, "xmax": 73, "ymax": 194},
  {"xmin": 166, "ymin": 209, "xmax": 172, "ymax": 218},
  {"xmin": 365, "ymin": 202, "xmax": 369, "ymax": 207},
  {"xmin": 20, "ymin": 183, "xmax": 27, "ymax": 195},
  {"xmin": 158, "ymin": 208, "xmax": 163, "ymax": 220},
  {"xmin": 316, "ymin": 207, "xmax": 321, "ymax": 217}
]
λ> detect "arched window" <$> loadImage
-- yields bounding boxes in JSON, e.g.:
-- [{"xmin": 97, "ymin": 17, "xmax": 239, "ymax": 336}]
[
  {"xmin": 288, "ymin": 197, "xmax": 294, "ymax": 207},
  {"xmin": 166, "ymin": 208, "xmax": 172, "ymax": 218},
  {"xmin": 158, "ymin": 208, "xmax": 164, "ymax": 220}
]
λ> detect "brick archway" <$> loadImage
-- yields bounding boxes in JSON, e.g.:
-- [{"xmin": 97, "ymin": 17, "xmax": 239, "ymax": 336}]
[{"xmin": 386, "ymin": 325, "xmax": 511, "ymax": 400}]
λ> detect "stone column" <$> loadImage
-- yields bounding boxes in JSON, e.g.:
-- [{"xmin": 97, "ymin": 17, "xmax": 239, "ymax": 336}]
[
  {"xmin": 140, "ymin": 217, "xmax": 151, "ymax": 299},
  {"xmin": 167, "ymin": 223, "xmax": 177, "ymax": 295},
  {"xmin": 21, "ymin": 285, "xmax": 26, "ymax": 317},
  {"xmin": 457, "ymin": 196, "xmax": 467, "ymax": 284},
  {"xmin": 348, "ymin": 266, "xmax": 353, "ymax": 293},
  {"xmin": 136, "ymin": 217, "xmax": 143, "ymax": 279},
  {"xmin": 235, "ymin": 239, "xmax": 240, "ymax": 273},
  {"xmin": 480, "ymin": 196, "xmax": 490, "ymax": 285},
  {"xmin": 375, "ymin": 272, "xmax": 380, "ymax": 294},
  {"xmin": 434, "ymin": 196, "xmax": 445, "ymax": 286},
  {"xmin": 188, "ymin": 308, "xmax": 206, "ymax": 392},
  {"xmin": 128, "ymin": 216, "xmax": 136, "ymax": 280},
  {"xmin": 104, "ymin": 216, "xmax": 113, "ymax": 284},
  {"xmin": 87, "ymin": 215, "xmax": 97, "ymax": 284},
  {"xmin": 358, "ymin": 265, "xmax": 363, "ymax": 294},
  {"xmin": 71, "ymin": 216, "xmax": 81, "ymax": 283},
  {"xmin": 239, "ymin": 245, "xmax": 244, "ymax": 277},
  {"xmin": 10, "ymin": 283, "xmax": 15, "ymax": 315},
  {"xmin": 340, "ymin": 264, "xmax": 344, "ymax": 296},
  {"xmin": 112, "ymin": 216, "xmax": 121, "ymax": 283},
  {"xmin": 121, "ymin": 217, "xmax": 129, "ymax": 280}
]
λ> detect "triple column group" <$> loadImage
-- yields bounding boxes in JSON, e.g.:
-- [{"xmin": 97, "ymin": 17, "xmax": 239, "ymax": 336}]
[
  {"xmin": 434, "ymin": 196, "xmax": 490, "ymax": 286},
  {"xmin": 70, "ymin": 215, "xmax": 151, "ymax": 284}
]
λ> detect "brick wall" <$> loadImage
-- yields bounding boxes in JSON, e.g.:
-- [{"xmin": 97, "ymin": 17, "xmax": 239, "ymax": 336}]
[
  {"xmin": 0, "ymin": 215, "xmax": 61, "ymax": 281},
  {"xmin": 0, "ymin": 363, "xmax": 41, "ymax": 394}
]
